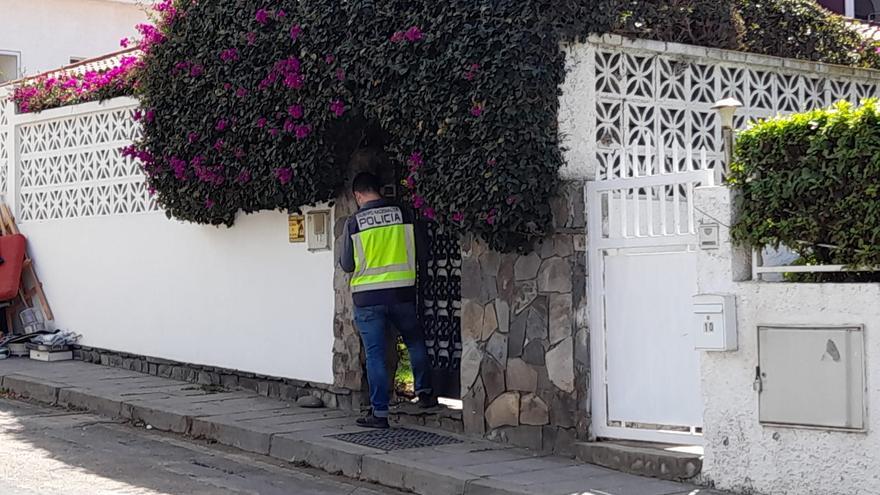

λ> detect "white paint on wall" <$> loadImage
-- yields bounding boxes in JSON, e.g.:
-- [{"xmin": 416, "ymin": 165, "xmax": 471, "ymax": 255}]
[
  {"xmin": 558, "ymin": 42, "xmax": 594, "ymax": 180},
  {"xmin": 0, "ymin": 0, "xmax": 147, "ymax": 78},
  {"xmin": 559, "ymin": 35, "xmax": 880, "ymax": 182},
  {"xmin": 695, "ymin": 186, "xmax": 880, "ymax": 495},
  {"xmin": 19, "ymin": 209, "xmax": 336, "ymax": 384}
]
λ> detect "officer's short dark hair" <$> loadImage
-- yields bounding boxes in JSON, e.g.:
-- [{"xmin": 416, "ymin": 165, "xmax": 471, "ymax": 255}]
[{"xmin": 352, "ymin": 172, "xmax": 381, "ymax": 195}]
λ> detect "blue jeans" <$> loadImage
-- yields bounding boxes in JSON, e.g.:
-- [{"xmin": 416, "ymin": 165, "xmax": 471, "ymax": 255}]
[{"xmin": 353, "ymin": 302, "xmax": 433, "ymax": 418}]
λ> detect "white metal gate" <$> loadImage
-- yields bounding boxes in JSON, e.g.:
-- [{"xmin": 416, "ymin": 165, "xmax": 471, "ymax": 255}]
[{"xmin": 588, "ymin": 146, "xmax": 715, "ymax": 445}]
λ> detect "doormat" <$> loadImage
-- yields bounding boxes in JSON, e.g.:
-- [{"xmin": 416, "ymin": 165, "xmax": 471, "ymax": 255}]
[{"xmin": 330, "ymin": 427, "xmax": 462, "ymax": 451}]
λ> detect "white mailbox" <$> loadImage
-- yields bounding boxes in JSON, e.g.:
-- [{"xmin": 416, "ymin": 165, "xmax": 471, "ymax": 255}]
[{"xmin": 693, "ymin": 294, "xmax": 737, "ymax": 351}]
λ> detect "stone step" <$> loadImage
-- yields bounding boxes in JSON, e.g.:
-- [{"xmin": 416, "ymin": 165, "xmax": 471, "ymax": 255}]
[
  {"xmin": 387, "ymin": 400, "xmax": 465, "ymax": 434},
  {"xmin": 574, "ymin": 440, "xmax": 703, "ymax": 481}
]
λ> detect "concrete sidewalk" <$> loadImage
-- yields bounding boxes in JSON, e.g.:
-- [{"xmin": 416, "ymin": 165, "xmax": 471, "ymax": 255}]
[{"xmin": 0, "ymin": 359, "xmax": 723, "ymax": 495}]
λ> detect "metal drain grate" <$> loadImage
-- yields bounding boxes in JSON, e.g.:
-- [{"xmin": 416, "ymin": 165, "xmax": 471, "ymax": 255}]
[{"xmin": 331, "ymin": 428, "xmax": 462, "ymax": 451}]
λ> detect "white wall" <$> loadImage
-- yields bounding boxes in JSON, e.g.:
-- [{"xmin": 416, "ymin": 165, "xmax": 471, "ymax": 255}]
[
  {"xmin": 0, "ymin": 93, "xmax": 338, "ymax": 387},
  {"xmin": 19, "ymin": 210, "xmax": 336, "ymax": 384},
  {"xmin": 558, "ymin": 35, "xmax": 880, "ymax": 182},
  {"xmin": 695, "ymin": 187, "xmax": 880, "ymax": 495},
  {"xmin": 0, "ymin": 0, "xmax": 147, "ymax": 78}
]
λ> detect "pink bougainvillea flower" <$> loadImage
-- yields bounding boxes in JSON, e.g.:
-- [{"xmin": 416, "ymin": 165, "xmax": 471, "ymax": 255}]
[
  {"xmin": 170, "ymin": 157, "xmax": 187, "ymax": 179},
  {"xmin": 412, "ymin": 194, "xmax": 425, "ymax": 209},
  {"xmin": 256, "ymin": 117, "xmax": 268, "ymax": 128},
  {"xmin": 234, "ymin": 148, "xmax": 246, "ymax": 159},
  {"xmin": 133, "ymin": 109, "xmax": 144, "ymax": 121},
  {"xmin": 269, "ymin": 128, "xmax": 280, "ymax": 137},
  {"xmin": 120, "ymin": 38, "xmax": 130, "ymax": 48},
  {"xmin": 215, "ymin": 119, "xmax": 229, "ymax": 131},
  {"xmin": 277, "ymin": 56, "xmax": 301, "ymax": 73},
  {"xmin": 330, "ymin": 99, "xmax": 345, "ymax": 117},
  {"xmin": 195, "ymin": 163, "xmax": 225, "ymax": 185},
  {"xmin": 236, "ymin": 169, "xmax": 252, "ymax": 184},
  {"xmin": 404, "ymin": 26, "xmax": 424, "ymax": 42},
  {"xmin": 187, "ymin": 131, "xmax": 200, "ymax": 143},
  {"xmin": 235, "ymin": 87, "xmax": 249, "ymax": 98},
  {"xmin": 294, "ymin": 124, "xmax": 311, "ymax": 140},
  {"xmin": 452, "ymin": 211, "xmax": 464, "ymax": 223},
  {"xmin": 408, "ymin": 151, "xmax": 423, "ymax": 170},
  {"xmin": 405, "ymin": 176, "xmax": 416, "ymax": 189},
  {"xmin": 213, "ymin": 139, "xmax": 225, "ymax": 151},
  {"xmin": 223, "ymin": 82, "xmax": 233, "ymax": 91},
  {"xmin": 152, "ymin": 0, "xmax": 177, "ymax": 26},
  {"xmin": 290, "ymin": 24, "xmax": 302, "ymax": 41},
  {"xmin": 220, "ymin": 48, "xmax": 240, "ymax": 62},
  {"xmin": 255, "ymin": 9, "xmax": 270, "ymax": 25},
  {"xmin": 486, "ymin": 208, "xmax": 497, "ymax": 225},
  {"xmin": 465, "ymin": 63, "xmax": 480, "ymax": 81},
  {"xmin": 335, "ymin": 68, "xmax": 345, "ymax": 81},
  {"xmin": 283, "ymin": 119, "xmax": 296, "ymax": 133},
  {"xmin": 136, "ymin": 23, "xmax": 165, "ymax": 51},
  {"xmin": 191, "ymin": 155, "xmax": 205, "ymax": 168},
  {"xmin": 190, "ymin": 64, "xmax": 204, "ymax": 77},
  {"xmin": 145, "ymin": 109, "xmax": 156, "ymax": 123},
  {"xmin": 246, "ymin": 31, "xmax": 257, "ymax": 45},
  {"xmin": 324, "ymin": 54, "xmax": 335, "ymax": 64},
  {"xmin": 423, "ymin": 207, "xmax": 436, "ymax": 220},
  {"xmin": 205, "ymin": 198, "xmax": 216, "ymax": 209},
  {"xmin": 277, "ymin": 9, "xmax": 287, "ymax": 18},
  {"xmin": 283, "ymin": 73, "xmax": 304, "ymax": 89},
  {"xmin": 148, "ymin": 186, "xmax": 157, "ymax": 197},
  {"xmin": 390, "ymin": 31, "xmax": 405, "ymax": 43},
  {"xmin": 470, "ymin": 104, "xmax": 484, "ymax": 117},
  {"xmin": 287, "ymin": 104, "xmax": 303, "ymax": 119},
  {"xmin": 275, "ymin": 167, "xmax": 293, "ymax": 184},
  {"xmin": 14, "ymin": 52, "xmax": 142, "ymax": 111}
]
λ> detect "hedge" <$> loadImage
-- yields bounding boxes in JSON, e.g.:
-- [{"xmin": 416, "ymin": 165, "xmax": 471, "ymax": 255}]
[
  {"xmin": 612, "ymin": 0, "xmax": 743, "ymax": 50},
  {"xmin": 737, "ymin": 0, "xmax": 880, "ymax": 69},
  {"xmin": 730, "ymin": 99, "xmax": 880, "ymax": 273}
]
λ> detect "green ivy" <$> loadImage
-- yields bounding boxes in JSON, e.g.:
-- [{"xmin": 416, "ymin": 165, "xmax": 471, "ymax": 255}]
[
  {"xmin": 129, "ymin": 0, "xmax": 880, "ymax": 253},
  {"xmin": 135, "ymin": 0, "xmax": 579, "ymax": 253},
  {"xmin": 730, "ymin": 99, "xmax": 880, "ymax": 272}
]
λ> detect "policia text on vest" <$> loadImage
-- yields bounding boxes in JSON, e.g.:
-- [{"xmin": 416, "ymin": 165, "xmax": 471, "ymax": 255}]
[{"xmin": 350, "ymin": 206, "xmax": 417, "ymax": 293}]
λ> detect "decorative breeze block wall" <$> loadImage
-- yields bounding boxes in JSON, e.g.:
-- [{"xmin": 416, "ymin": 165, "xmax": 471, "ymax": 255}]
[
  {"xmin": 14, "ymin": 99, "xmax": 153, "ymax": 222},
  {"xmin": 560, "ymin": 35, "xmax": 880, "ymax": 180}
]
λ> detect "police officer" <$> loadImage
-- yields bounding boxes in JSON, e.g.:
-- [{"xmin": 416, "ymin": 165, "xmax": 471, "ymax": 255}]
[{"xmin": 339, "ymin": 172, "xmax": 436, "ymax": 428}]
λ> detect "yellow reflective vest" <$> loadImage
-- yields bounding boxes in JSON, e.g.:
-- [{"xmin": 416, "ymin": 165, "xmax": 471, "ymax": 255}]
[{"xmin": 350, "ymin": 206, "xmax": 417, "ymax": 293}]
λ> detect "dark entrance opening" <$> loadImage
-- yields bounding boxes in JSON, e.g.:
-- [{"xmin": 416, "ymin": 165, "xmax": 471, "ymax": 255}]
[{"xmin": 346, "ymin": 122, "xmax": 462, "ymax": 402}]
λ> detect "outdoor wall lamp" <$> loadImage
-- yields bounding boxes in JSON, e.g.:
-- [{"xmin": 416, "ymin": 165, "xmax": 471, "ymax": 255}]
[{"xmin": 711, "ymin": 97, "xmax": 743, "ymax": 176}]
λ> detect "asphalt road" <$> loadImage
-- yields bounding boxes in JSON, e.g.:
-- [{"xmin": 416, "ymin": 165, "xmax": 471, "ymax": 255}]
[{"xmin": 0, "ymin": 397, "xmax": 404, "ymax": 495}]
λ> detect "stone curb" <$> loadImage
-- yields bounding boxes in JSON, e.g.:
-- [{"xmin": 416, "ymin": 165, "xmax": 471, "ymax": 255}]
[{"xmin": 0, "ymin": 373, "xmax": 544, "ymax": 495}]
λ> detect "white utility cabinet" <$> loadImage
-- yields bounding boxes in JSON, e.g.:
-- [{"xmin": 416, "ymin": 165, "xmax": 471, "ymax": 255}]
[{"xmin": 758, "ymin": 325, "xmax": 866, "ymax": 430}]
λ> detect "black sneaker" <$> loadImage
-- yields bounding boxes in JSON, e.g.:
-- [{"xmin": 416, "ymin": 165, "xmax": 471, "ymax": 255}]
[
  {"xmin": 417, "ymin": 393, "xmax": 439, "ymax": 409},
  {"xmin": 356, "ymin": 414, "xmax": 389, "ymax": 429}
]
